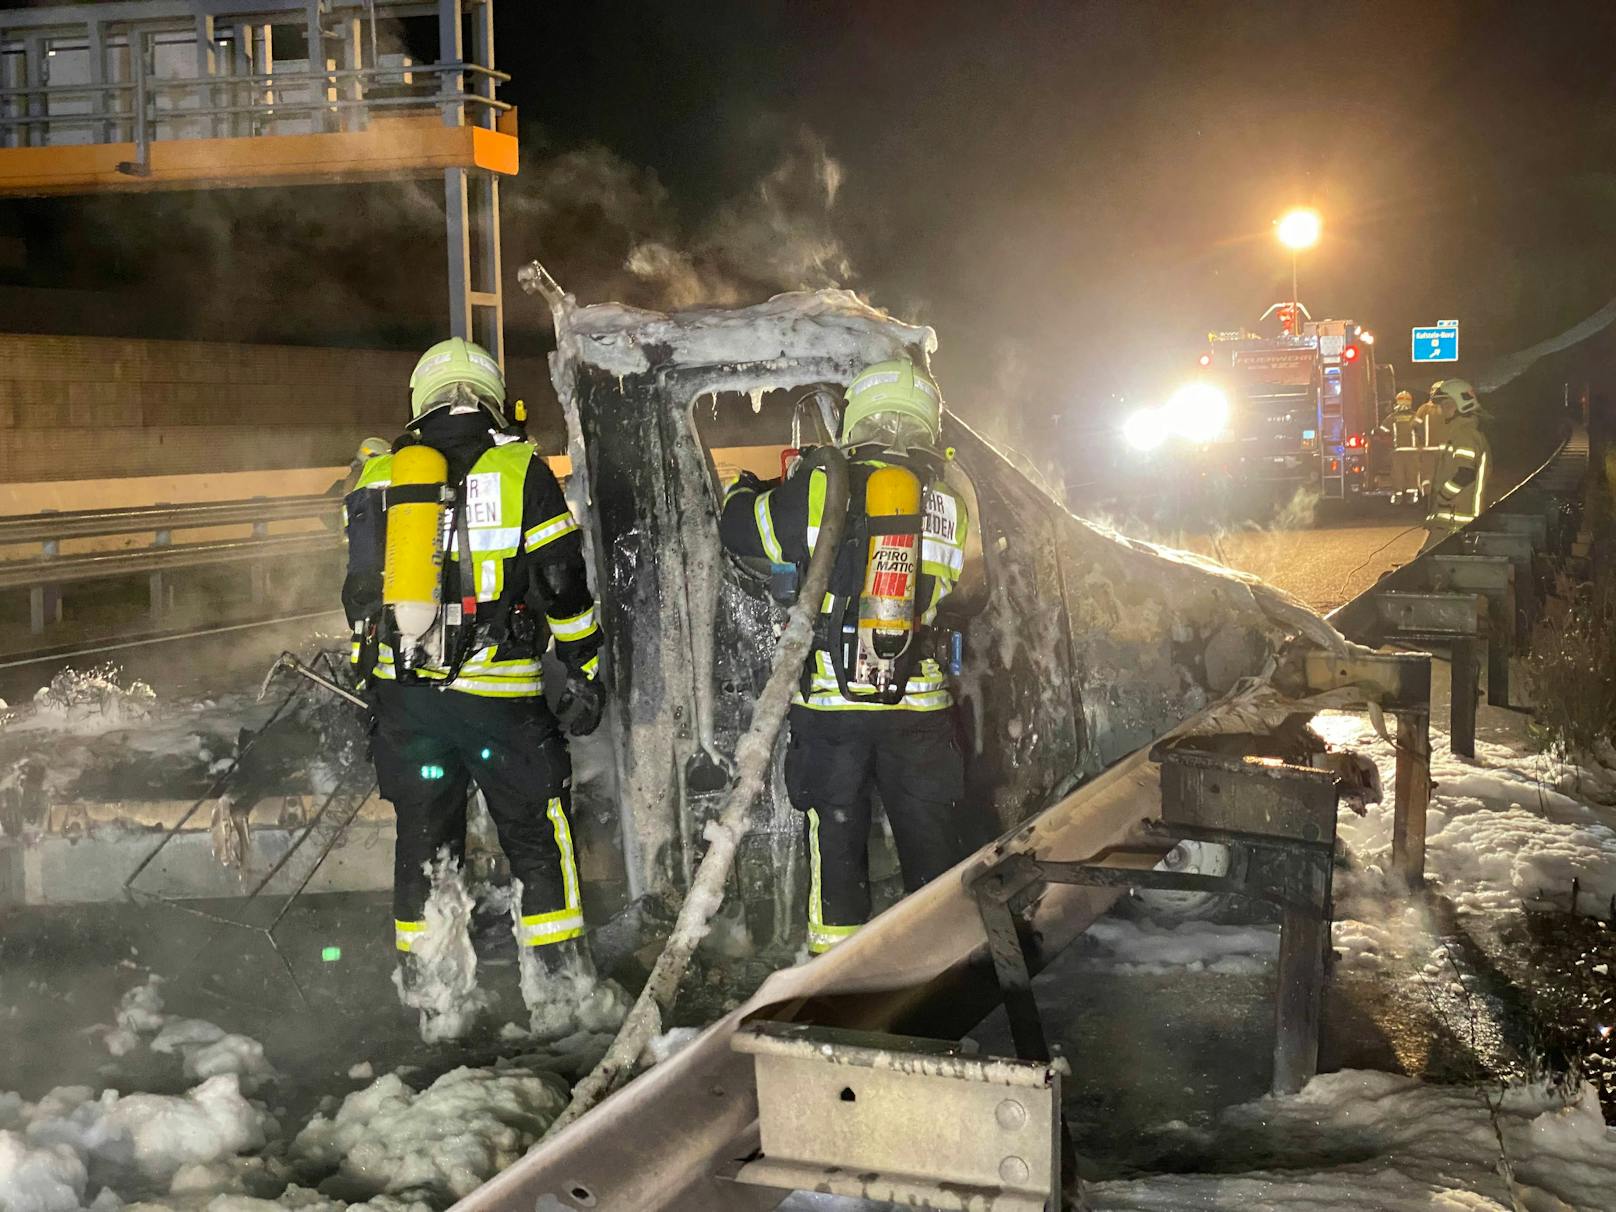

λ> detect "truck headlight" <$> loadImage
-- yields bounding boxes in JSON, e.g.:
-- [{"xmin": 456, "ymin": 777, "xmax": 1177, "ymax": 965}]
[
  {"xmin": 1122, "ymin": 407, "xmax": 1167, "ymax": 452},
  {"xmin": 1164, "ymin": 383, "xmax": 1229, "ymax": 444}
]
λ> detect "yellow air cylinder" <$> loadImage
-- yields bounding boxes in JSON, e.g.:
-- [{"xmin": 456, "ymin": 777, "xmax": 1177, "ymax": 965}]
[
  {"xmin": 856, "ymin": 465, "xmax": 922, "ymax": 691},
  {"xmin": 383, "ymin": 444, "xmax": 448, "ymax": 656}
]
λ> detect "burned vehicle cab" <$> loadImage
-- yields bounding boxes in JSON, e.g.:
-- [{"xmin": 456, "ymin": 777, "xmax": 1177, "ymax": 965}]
[{"xmin": 528, "ymin": 276, "xmax": 1303, "ymax": 953}]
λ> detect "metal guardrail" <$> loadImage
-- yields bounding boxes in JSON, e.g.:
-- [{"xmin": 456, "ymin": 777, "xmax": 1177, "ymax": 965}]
[
  {"xmin": 1328, "ymin": 425, "xmax": 1587, "ymax": 756},
  {"xmin": 1, "ymin": 494, "xmax": 343, "ymax": 635},
  {"xmin": 0, "ymin": 494, "xmax": 337, "ymax": 546},
  {"xmin": 0, "ymin": 532, "xmax": 342, "ymax": 593}
]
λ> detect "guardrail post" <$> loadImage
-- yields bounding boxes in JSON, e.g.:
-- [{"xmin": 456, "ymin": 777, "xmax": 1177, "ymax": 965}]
[
  {"xmin": 31, "ymin": 529, "xmax": 63, "ymax": 634},
  {"xmin": 1393, "ymin": 709, "xmax": 1430, "ymax": 886},
  {"xmin": 1428, "ymin": 554, "xmax": 1514, "ymax": 707},
  {"xmin": 1371, "ymin": 593, "xmax": 1485, "ymax": 758},
  {"xmin": 1299, "ymin": 649, "xmax": 1433, "ymax": 889},
  {"xmin": 1450, "ymin": 637, "xmax": 1478, "ymax": 758},
  {"xmin": 1273, "ymin": 861, "xmax": 1329, "ymax": 1095},
  {"xmin": 251, "ymin": 504, "xmax": 269, "ymax": 603},
  {"xmin": 150, "ymin": 527, "xmax": 171, "ymax": 625}
]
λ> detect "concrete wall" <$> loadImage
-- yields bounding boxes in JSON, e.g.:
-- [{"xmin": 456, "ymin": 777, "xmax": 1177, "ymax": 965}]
[{"xmin": 0, "ymin": 332, "xmax": 556, "ymax": 507}]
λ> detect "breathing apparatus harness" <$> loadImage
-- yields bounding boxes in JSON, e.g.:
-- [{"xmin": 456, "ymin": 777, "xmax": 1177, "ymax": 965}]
[
  {"xmin": 790, "ymin": 441, "xmax": 944, "ymax": 706},
  {"xmin": 373, "ymin": 428, "xmax": 538, "ymax": 689}
]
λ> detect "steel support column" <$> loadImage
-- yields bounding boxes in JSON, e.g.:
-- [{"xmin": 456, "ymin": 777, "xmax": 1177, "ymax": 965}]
[
  {"xmin": 439, "ymin": 0, "xmax": 502, "ymax": 363},
  {"xmin": 305, "ymin": 0, "xmax": 330, "ymax": 133},
  {"xmin": 88, "ymin": 21, "xmax": 113, "ymax": 143}
]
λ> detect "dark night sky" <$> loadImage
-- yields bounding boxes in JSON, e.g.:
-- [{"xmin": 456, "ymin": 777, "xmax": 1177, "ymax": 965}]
[
  {"xmin": 508, "ymin": 1, "xmax": 1616, "ymax": 444},
  {"xmin": 4, "ymin": 0, "xmax": 1616, "ymax": 460}
]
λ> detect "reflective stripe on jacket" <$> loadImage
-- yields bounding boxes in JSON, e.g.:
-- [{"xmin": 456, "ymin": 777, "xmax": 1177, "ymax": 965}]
[{"xmin": 1426, "ymin": 414, "xmax": 1490, "ymax": 529}]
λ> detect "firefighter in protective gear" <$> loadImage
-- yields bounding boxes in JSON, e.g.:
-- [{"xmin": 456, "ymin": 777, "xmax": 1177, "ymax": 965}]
[
  {"xmin": 1380, "ymin": 390, "xmax": 1421, "ymax": 504},
  {"xmin": 719, "ymin": 359, "xmax": 969, "ymax": 955},
  {"xmin": 1413, "ymin": 384, "xmax": 1446, "ymax": 502},
  {"xmin": 343, "ymin": 337, "xmax": 606, "ymax": 995},
  {"xmin": 324, "ymin": 437, "xmax": 390, "ymax": 530},
  {"xmin": 1421, "ymin": 377, "xmax": 1489, "ymax": 552}
]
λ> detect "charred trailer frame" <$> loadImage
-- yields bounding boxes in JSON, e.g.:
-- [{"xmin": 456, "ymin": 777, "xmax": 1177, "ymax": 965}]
[{"xmin": 531, "ymin": 277, "xmax": 1312, "ymax": 955}]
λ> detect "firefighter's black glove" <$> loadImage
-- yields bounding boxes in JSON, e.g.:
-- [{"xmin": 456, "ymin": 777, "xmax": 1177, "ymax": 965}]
[{"xmin": 555, "ymin": 673, "xmax": 604, "ymax": 737}]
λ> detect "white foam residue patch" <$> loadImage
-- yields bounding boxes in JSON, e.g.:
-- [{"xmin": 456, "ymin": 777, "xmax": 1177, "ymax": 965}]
[
  {"xmin": 1091, "ymin": 1069, "xmax": 1616, "ymax": 1210},
  {"xmin": 12, "ymin": 1076, "xmax": 269, "ymax": 1193},
  {"xmin": 0, "ymin": 1129, "xmax": 89, "ymax": 1212},
  {"xmin": 557, "ymin": 288, "xmax": 935, "ymax": 380},
  {"xmin": 1080, "ymin": 918, "xmax": 1280, "ymax": 975},
  {"xmin": 289, "ymin": 1067, "xmax": 567, "ymax": 1205},
  {"xmin": 1314, "ymin": 709, "xmax": 1616, "ymax": 920}
]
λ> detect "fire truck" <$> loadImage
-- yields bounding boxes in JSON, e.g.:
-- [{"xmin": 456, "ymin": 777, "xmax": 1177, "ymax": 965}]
[{"xmin": 1195, "ymin": 310, "xmax": 1392, "ymax": 499}]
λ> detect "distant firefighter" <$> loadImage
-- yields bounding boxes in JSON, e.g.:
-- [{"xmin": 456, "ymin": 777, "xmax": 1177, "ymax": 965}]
[
  {"xmin": 1421, "ymin": 378, "xmax": 1489, "ymax": 551},
  {"xmin": 323, "ymin": 437, "xmax": 390, "ymax": 532},
  {"xmin": 1380, "ymin": 390, "xmax": 1421, "ymax": 505},
  {"xmin": 1413, "ymin": 386, "xmax": 1447, "ymax": 502}
]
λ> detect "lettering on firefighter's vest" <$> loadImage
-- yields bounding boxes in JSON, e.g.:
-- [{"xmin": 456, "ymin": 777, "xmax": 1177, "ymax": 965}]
[
  {"xmin": 464, "ymin": 472, "xmax": 503, "ymax": 528},
  {"xmin": 924, "ymin": 487, "xmax": 958, "ymax": 544}
]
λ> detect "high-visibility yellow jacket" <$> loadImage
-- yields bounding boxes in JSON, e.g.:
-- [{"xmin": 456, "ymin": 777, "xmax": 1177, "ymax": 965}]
[
  {"xmin": 1413, "ymin": 400, "xmax": 1445, "ymax": 451},
  {"xmin": 1427, "ymin": 413, "xmax": 1490, "ymax": 529},
  {"xmin": 345, "ymin": 434, "xmax": 601, "ymax": 698},
  {"xmin": 1384, "ymin": 406, "xmax": 1420, "ymax": 451}
]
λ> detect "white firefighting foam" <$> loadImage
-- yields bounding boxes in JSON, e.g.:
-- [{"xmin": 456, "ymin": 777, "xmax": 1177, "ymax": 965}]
[
  {"xmin": 394, "ymin": 854, "xmax": 488, "ymax": 1045},
  {"xmin": 289, "ymin": 1067, "xmax": 567, "ymax": 1206},
  {"xmin": 26, "ymin": 667, "xmax": 157, "ymax": 735},
  {"xmin": 549, "ymin": 288, "xmax": 935, "ymax": 384},
  {"xmin": 1317, "ymin": 709, "xmax": 1616, "ymax": 921},
  {"xmin": 0, "ymin": 1076, "xmax": 271, "ymax": 1207},
  {"xmin": 509, "ymin": 879, "xmax": 629, "ymax": 1042},
  {"xmin": 0, "ymin": 972, "xmax": 572, "ymax": 1212},
  {"xmin": 1078, "ymin": 918, "xmax": 1279, "ymax": 975},
  {"xmin": 1087, "ymin": 1069, "xmax": 1616, "ymax": 1211}
]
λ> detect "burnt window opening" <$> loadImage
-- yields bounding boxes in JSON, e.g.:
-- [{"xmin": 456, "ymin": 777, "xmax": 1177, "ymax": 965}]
[
  {"xmin": 689, "ymin": 385, "xmax": 836, "ymax": 497},
  {"xmin": 689, "ymin": 384, "xmax": 837, "ymax": 594}
]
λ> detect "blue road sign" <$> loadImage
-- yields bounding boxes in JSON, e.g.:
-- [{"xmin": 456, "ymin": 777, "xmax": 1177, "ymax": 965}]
[{"xmin": 1411, "ymin": 321, "xmax": 1459, "ymax": 364}]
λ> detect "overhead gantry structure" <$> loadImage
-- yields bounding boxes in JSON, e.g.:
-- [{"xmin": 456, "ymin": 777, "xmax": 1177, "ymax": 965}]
[{"xmin": 0, "ymin": 0, "xmax": 513, "ymax": 360}]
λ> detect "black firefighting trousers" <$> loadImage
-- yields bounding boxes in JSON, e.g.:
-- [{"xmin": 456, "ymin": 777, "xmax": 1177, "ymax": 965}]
[
  {"xmin": 370, "ymin": 682, "xmax": 582, "ymax": 952},
  {"xmin": 783, "ymin": 705, "xmax": 966, "ymax": 952}
]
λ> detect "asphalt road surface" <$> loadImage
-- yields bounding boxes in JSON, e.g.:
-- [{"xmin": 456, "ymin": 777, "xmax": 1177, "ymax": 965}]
[{"xmin": 1183, "ymin": 504, "xmax": 1430, "ymax": 612}]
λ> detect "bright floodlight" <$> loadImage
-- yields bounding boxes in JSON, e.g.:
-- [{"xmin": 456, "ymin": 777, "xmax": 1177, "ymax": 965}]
[
  {"xmin": 1122, "ymin": 407, "xmax": 1166, "ymax": 452},
  {"xmin": 1163, "ymin": 382, "xmax": 1229, "ymax": 444},
  {"xmin": 1275, "ymin": 207, "xmax": 1322, "ymax": 251}
]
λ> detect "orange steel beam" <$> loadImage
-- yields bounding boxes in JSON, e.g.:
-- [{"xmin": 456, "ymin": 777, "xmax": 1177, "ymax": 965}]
[{"xmin": 0, "ymin": 115, "xmax": 517, "ymax": 196}]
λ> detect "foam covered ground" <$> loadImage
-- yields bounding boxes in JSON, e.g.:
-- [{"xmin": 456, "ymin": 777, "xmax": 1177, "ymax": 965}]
[
  {"xmin": 0, "ymin": 977, "xmax": 572, "ymax": 1212},
  {"xmin": 1090, "ymin": 1068, "xmax": 1616, "ymax": 1210}
]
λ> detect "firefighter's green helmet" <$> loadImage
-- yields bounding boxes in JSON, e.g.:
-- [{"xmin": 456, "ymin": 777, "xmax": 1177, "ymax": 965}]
[
  {"xmin": 409, "ymin": 337, "xmax": 507, "ymax": 426},
  {"xmin": 1431, "ymin": 377, "xmax": 1479, "ymax": 415},
  {"xmin": 841, "ymin": 358, "xmax": 942, "ymax": 450},
  {"xmin": 356, "ymin": 436, "xmax": 390, "ymax": 460}
]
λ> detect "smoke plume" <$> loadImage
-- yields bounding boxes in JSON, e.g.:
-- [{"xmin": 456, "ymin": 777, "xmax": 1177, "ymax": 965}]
[{"xmin": 509, "ymin": 125, "xmax": 853, "ymax": 312}]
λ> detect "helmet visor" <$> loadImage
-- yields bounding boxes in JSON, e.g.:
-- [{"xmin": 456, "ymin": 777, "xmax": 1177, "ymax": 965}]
[{"xmin": 844, "ymin": 411, "xmax": 937, "ymax": 452}]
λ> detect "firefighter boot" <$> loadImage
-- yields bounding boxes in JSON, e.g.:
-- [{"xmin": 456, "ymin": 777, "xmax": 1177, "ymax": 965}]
[
  {"xmin": 469, "ymin": 902, "xmax": 518, "ymax": 967},
  {"xmin": 520, "ymin": 936, "xmax": 627, "ymax": 1040},
  {"xmin": 394, "ymin": 950, "xmax": 424, "ymax": 1006}
]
